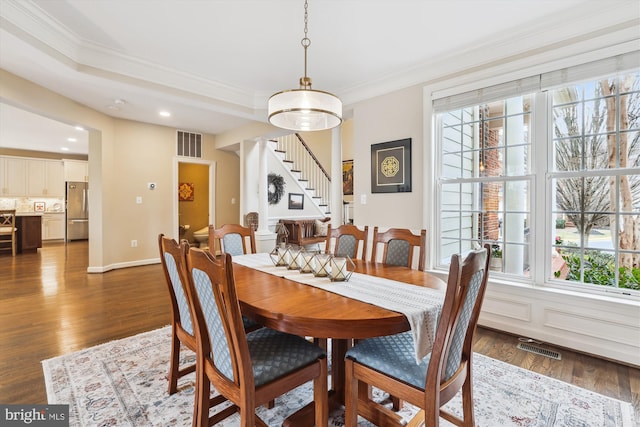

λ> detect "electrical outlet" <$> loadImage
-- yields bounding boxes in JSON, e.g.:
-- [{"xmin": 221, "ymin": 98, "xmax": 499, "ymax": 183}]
[{"xmin": 131, "ymin": 240, "xmax": 137, "ymax": 247}]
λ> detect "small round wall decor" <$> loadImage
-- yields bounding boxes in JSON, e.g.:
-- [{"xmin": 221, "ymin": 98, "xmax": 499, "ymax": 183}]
[{"xmin": 268, "ymin": 173, "xmax": 285, "ymax": 205}]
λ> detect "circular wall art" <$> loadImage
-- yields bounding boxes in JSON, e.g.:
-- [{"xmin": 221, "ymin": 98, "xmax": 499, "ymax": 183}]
[{"xmin": 268, "ymin": 173, "xmax": 285, "ymax": 205}]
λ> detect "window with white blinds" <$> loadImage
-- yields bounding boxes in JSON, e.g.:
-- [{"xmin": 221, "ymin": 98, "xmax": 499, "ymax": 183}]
[{"xmin": 433, "ymin": 51, "xmax": 640, "ymax": 297}]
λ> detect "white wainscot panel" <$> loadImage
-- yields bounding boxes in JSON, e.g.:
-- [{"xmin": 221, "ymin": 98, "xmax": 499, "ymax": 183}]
[
  {"xmin": 482, "ymin": 295, "xmax": 531, "ymax": 322},
  {"xmin": 544, "ymin": 308, "xmax": 639, "ymax": 347}
]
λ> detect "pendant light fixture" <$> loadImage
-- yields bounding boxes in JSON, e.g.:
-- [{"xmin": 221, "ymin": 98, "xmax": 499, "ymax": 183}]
[{"xmin": 268, "ymin": 0, "xmax": 342, "ymax": 131}]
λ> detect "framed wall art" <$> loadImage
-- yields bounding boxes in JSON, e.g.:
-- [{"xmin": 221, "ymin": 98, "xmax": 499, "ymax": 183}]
[
  {"xmin": 288, "ymin": 193, "xmax": 304, "ymax": 210},
  {"xmin": 370, "ymin": 138, "xmax": 412, "ymax": 193},
  {"xmin": 342, "ymin": 160, "xmax": 354, "ymax": 195},
  {"xmin": 178, "ymin": 182, "xmax": 195, "ymax": 201}
]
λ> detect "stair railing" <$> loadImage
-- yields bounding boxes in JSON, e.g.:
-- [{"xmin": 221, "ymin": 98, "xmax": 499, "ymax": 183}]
[{"xmin": 274, "ymin": 133, "xmax": 331, "ymax": 215}]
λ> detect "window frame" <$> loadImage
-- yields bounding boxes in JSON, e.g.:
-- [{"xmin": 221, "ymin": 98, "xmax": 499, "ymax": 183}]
[{"xmin": 432, "ymin": 63, "xmax": 640, "ymax": 300}]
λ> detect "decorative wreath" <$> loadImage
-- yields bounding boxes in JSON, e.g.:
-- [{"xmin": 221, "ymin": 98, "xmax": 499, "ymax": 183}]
[{"xmin": 268, "ymin": 173, "xmax": 286, "ymax": 205}]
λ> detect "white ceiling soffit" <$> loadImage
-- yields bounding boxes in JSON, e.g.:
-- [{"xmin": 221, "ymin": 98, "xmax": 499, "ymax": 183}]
[
  {"xmin": 0, "ymin": 0, "xmax": 638, "ymax": 155},
  {"xmin": 0, "ymin": 103, "xmax": 89, "ymax": 155}
]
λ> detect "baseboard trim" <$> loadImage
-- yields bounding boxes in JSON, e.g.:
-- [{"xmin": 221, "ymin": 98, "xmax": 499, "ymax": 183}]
[{"xmin": 88, "ymin": 258, "xmax": 160, "ymax": 273}]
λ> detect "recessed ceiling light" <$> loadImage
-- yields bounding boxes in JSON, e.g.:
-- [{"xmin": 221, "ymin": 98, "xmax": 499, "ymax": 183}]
[
  {"xmin": 61, "ymin": 147, "xmax": 70, "ymax": 151},
  {"xmin": 67, "ymin": 137, "xmax": 77, "ymax": 142},
  {"xmin": 107, "ymin": 105, "xmax": 120, "ymax": 111},
  {"xmin": 159, "ymin": 111, "xmax": 171, "ymax": 117},
  {"xmin": 114, "ymin": 99, "xmax": 126, "ymax": 105},
  {"xmin": 75, "ymin": 126, "xmax": 85, "ymax": 131}
]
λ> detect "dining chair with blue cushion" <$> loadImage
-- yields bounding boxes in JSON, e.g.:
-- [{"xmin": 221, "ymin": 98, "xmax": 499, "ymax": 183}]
[
  {"xmin": 209, "ymin": 223, "xmax": 256, "ymax": 256},
  {"xmin": 325, "ymin": 224, "xmax": 369, "ymax": 260},
  {"xmin": 158, "ymin": 234, "xmax": 198, "ymax": 395},
  {"xmin": 371, "ymin": 227, "xmax": 427, "ymax": 271},
  {"xmin": 344, "ymin": 244, "xmax": 490, "ymax": 427},
  {"xmin": 183, "ymin": 246, "xmax": 329, "ymax": 427}
]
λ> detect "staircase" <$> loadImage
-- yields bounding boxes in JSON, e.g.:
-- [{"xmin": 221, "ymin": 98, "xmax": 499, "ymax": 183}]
[{"xmin": 270, "ymin": 133, "xmax": 331, "ymax": 216}]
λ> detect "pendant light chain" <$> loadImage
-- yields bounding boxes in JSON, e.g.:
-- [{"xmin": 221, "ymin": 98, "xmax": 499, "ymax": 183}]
[{"xmin": 300, "ymin": 0, "xmax": 312, "ymax": 89}]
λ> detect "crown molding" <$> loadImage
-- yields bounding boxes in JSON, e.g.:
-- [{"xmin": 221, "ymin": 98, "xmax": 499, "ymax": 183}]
[{"xmin": 1, "ymin": 0, "xmax": 259, "ymax": 117}]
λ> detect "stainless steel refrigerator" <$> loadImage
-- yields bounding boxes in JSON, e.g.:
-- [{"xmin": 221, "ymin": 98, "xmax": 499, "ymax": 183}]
[{"xmin": 66, "ymin": 181, "xmax": 89, "ymax": 241}]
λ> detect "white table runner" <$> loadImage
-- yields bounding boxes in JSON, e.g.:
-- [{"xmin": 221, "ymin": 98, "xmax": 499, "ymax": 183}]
[{"xmin": 233, "ymin": 253, "xmax": 444, "ymax": 362}]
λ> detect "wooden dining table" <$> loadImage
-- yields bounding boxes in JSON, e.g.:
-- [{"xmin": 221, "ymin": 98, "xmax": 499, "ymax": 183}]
[{"xmin": 232, "ymin": 257, "xmax": 447, "ymax": 426}]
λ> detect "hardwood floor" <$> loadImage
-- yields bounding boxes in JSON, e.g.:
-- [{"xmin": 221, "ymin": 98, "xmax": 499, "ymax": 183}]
[{"xmin": 1, "ymin": 241, "xmax": 638, "ymax": 422}]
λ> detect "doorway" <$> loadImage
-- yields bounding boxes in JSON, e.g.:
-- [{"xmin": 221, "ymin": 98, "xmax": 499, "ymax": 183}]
[{"xmin": 174, "ymin": 159, "xmax": 215, "ymax": 246}]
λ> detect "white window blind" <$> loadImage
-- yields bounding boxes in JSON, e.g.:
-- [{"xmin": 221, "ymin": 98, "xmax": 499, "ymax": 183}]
[
  {"xmin": 432, "ymin": 51, "xmax": 639, "ymax": 112},
  {"xmin": 540, "ymin": 51, "xmax": 640, "ymax": 90}
]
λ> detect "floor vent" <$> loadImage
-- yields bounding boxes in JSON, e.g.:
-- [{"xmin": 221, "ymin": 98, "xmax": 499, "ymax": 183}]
[{"xmin": 517, "ymin": 343, "xmax": 562, "ymax": 360}]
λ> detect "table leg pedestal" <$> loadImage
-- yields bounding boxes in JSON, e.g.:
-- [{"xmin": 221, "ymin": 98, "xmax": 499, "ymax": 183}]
[{"xmin": 283, "ymin": 338, "xmax": 350, "ymax": 426}]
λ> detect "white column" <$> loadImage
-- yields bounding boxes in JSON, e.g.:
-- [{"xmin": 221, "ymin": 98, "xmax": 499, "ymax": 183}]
[
  {"xmin": 257, "ymin": 138, "xmax": 270, "ymax": 234},
  {"xmin": 254, "ymin": 138, "xmax": 276, "ymax": 252},
  {"xmin": 331, "ymin": 126, "xmax": 343, "ymax": 226}
]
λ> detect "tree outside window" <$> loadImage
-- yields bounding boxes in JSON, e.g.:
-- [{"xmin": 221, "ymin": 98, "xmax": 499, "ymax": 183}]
[
  {"xmin": 437, "ymin": 69, "xmax": 640, "ymax": 294},
  {"xmin": 551, "ymin": 72, "xmax": 640, "ymax": 290}
]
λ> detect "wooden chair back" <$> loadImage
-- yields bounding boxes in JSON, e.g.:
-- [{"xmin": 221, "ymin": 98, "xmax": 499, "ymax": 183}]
[
  {"xmin": 325, "ymin": 224, "xmax": 369, "ymax": 260},
  {"xmin": 422, "ymin": 244, "xmax": 490, "ymax": 425},
  {"xmin": 209, "ymin": 224, "xmax": 256, "ymax": 256},
  {"xmin": 157, "ymin": 234, "xmax": 197, "ymax": 395},
  {"xmin": 0, "ymin": 209, "xmax": 17, "ymax": 256},
  {"xmin": 183, "ymin": 247, "xmax": 328, "ymax": 426},
  {"xmin": 344, "ymin": 245, "xmax": 490, "ymax": 427},
  {"xmin": 371, "ymin": 227, "xmax": 426, "ymax": 271}
]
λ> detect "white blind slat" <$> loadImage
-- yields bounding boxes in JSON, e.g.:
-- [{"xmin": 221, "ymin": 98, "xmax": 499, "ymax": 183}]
[
  {"xmin": 540, "ymin": 51, "xmax": 640, "ymax": 90},
  {"xmin": 433, "ymin": 75, "xmax": 540, "ymax": 112},
  {"xmin": 433, "ymin": 51, "xmax": 640, "ymax": 113}
]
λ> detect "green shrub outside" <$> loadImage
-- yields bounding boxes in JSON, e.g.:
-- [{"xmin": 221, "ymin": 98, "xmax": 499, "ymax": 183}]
[{"xmin": 560, "ymin": 246, "xmax": 640, "ymax": 290}]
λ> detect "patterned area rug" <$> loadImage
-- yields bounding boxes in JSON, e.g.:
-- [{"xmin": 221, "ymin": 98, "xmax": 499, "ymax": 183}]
[{"xmin": 42, "ymin": 326, "xmax": 635, "ymax": 427}]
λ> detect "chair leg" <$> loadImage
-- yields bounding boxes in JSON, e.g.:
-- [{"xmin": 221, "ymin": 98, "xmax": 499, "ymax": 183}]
[
  {"xmin": 460, "ymin": 372, "xmax": 475, "ymax": 426},
  {"xmin": 195, "ymin": 366, "xmax": 210, "ymax": 427},
  {"xmin": 344, "ymin": 359, "xmax": 358, "ymax": 427},
  {"xmin": 167, "ymin": 329, "xmax": 181, "ymax": 394},
  {"xmin": 391, "ymin": 395, "xmax": 403, "ymax": 411},
  {"xmin": 314, "ymin": 358, "xmax": 329, "ymax": 427}
]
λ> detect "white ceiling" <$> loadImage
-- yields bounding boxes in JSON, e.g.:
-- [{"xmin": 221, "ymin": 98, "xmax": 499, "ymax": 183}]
[{"xmin": 0, "ymin": 0, "xmax": 638, "ymax": 155}]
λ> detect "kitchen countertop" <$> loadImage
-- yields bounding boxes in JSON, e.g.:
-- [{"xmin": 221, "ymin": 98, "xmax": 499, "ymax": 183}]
[{"xmin": 16, "ymin": 212, "xmax": 65, "ymax": 216}]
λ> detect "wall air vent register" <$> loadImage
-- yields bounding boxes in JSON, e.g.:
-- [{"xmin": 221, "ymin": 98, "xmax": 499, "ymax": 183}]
[{"xmin": 177, "ymin": 131, "xmax": 202, "ymax": 158}]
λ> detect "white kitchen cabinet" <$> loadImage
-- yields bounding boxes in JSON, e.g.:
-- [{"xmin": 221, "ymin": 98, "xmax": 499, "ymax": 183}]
[
  {"xmin": 64, "ymin": 160, "xmax": 88, "ymax": 182},
  {"xmin": 42, "ymin": 213, "xmax": 65, "ymax": 240},
  {"xmin": 27, "ymin": 159, "xmax": 65, "ymax": 197},
  {"xmin": 0, "ymin": 156, "xmax": 27, "ymax": 196}
]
